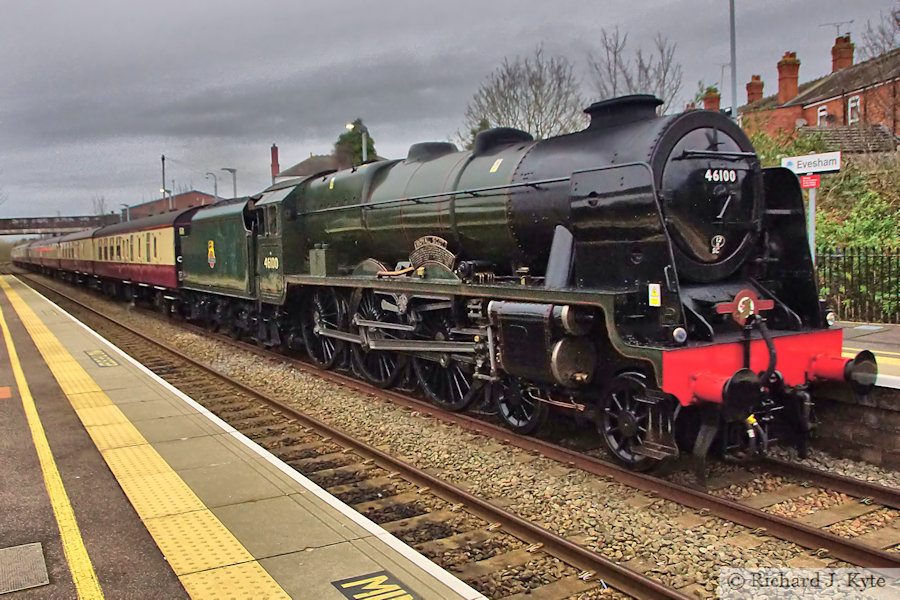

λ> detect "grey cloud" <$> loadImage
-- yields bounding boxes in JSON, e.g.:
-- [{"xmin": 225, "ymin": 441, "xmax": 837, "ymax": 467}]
[{"xmin": 0, "ymin": 0, "xmax": 895, "ymax": 217}]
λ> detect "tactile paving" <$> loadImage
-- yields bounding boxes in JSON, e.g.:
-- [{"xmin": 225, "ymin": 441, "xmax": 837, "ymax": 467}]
[
  {"xmin": 52, "ymin": 371, "xmax": 103, "ymax": 395},
  {"xmin": 66, "ymin": 390, "xmax": 114, "ymax": 410},
  {"xmin": 84, "ymin": 421, "xmax": 146, "ymax": 451},
  {"xmin": 102, "ymin": 444, "xmax": 172, "ymax": 479},
  {"xmin": 74, "ymin": 405, "xmax": 130, "ymax": 427},
  {"xmin": 0, "ymin": 543, "xmax": 49, "ymax": 594},
  {"xmin": 116, "ymin": 471, "xmax": 206, "ymax": 519},
  {"xmin": 180, "ymin": 561, "xmax": 291, "ymax": 599},
  {"xmin": 144, "ymin": 511, "xmax": 255, "ymax": 575}
]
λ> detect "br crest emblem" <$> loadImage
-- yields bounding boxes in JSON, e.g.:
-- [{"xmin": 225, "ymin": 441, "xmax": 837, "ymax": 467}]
[{"xmin": 207, "ymin": 240, "xmax": 216, "ymax": 268}]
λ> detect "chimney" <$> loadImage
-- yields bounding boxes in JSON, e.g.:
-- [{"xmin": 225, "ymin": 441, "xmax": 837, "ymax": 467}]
[
  {"xmin": 746, "ymin": 75, "xmax": 764, "ymax": 104},
  {"xmin": 832, "ymin": 35, "xmax": 854, "ymax": 72},
  {"xmin": 270, "ymin": 144, "xmax": 280, "ymax": 184},
  {"xmin": 777, "ymin": 51, "xmax": 800, "ymax": 105},
  {"xmin": 702, "ymin": 87, "xmax": 721, "ymax": 112}
]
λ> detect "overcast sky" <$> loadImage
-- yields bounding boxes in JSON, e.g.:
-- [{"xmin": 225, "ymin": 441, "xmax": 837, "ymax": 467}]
[{"xmin": 0, "ymin": 0, "xmax": 895, "ymax": 218}]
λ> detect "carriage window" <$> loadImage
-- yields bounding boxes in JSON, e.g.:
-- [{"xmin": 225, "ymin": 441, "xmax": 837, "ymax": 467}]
[
  {"xmin": 146, "ymin": 233, "xmax": 151, "ymax": 261},
  {"xmin": 131, "ymin": 237, "xmax": 134, "ymax": 261},
  {"xmin": 153, "ymin": 237, "xmax": 157, "ymax": 258}
]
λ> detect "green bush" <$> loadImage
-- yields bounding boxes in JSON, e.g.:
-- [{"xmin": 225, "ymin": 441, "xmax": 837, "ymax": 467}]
[{"xmin": 748, "ymin": 130, "xmax": 900, "ymax": 248}]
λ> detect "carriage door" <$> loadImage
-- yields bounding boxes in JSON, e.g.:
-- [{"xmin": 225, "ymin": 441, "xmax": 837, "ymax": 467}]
[{"xmin": 256, "ymin": 204, "xmax": 285, "ymax": 304}]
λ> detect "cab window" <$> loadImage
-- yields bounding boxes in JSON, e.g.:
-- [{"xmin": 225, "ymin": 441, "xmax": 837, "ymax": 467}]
[{"xmin": 266, "ymin": 206, "xmax": 279, "ymax": 236}]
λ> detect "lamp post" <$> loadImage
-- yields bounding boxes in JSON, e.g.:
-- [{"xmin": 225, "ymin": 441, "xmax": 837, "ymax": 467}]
[
  {"xmin": 729, "ymin": 0, "xmax": 737, "ymax": 118},
  {"xmin": 206, "ymin": 172, "xmax": 218, "ymax": 203},
  {"xmin": 120, "ymin": 203, "xmax": 130, "ymax": 222},
  {"xmin": 221, "ymin": 168, "xmax": 237, "ymax": 198},
  {"xmin": 345, "ymin": 122, "xmax": 369, "ymax": 164}
]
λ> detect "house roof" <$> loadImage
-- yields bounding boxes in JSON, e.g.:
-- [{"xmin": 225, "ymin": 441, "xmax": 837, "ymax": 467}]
[
  {"xmin": 797, "ymin": 124, "xmax": 899, "ymax": 153},
  {"xmin": 278, "ymin": 155, "xmax": 344, "ymax": 178},
  {"xmin": 740, "ymin": 47, "xmax": 900, "ymax": 114},
  {"xmin": 126, "ymin": 189, "xmax": 216, "ymax": 210},
  {"xmin": 277, "ymin": 153, "xmax": 389, "ymax": 178}
]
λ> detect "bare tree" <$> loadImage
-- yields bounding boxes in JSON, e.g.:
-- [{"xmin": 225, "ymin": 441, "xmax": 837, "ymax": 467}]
[
  {"xmin": 460, "ymin": 46, "xmax": 586, "ymax": 144},
  {"xmin": 859, "ymin": 5, "xmax": 900, "ymax": 134},
  {"xmin": 587, "ymin": 28, "xmax": 683, "ymax": 115},
  {"xmin": 861, "ymin": 4, "xmax": 899, "ymax": 59},
  {"xmin": 92, "ymin": 196, "xmax": 107, "ymax": 215}
]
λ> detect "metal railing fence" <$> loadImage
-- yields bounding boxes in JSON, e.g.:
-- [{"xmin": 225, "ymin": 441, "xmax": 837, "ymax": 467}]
[{"xmin": 816, "ymin": 246, "xmax": 900, "ymax": 324}]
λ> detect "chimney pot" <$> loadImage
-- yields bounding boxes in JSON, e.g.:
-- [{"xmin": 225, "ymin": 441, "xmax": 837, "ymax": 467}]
[
  {"xmin": 831, "ymin": 34, "xmax": 854, "ymax": 72},
  {"xmin": 777, "ymin": 51, "xmax": 801, "ymax": 105},
  {"xmin": 746, "ymin": 74, "xmax": 764, "ymax": 104},
  {"xmin": 702, "ymin": 87, "xmax": 721, "ymax": 112}
]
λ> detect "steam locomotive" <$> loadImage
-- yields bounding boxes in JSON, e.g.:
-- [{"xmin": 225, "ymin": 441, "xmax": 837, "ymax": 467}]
[{"xmin": 13, "ymin": 94, "xmax": 877, "ymax": 476}]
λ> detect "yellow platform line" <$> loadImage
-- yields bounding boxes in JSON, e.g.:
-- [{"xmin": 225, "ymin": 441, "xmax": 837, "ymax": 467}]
[
  {"xmin": 1, "ymin": 277, "xmax": 289, "ymax": 599},
  {"xmin": 842, "ymin": 351, "xmax": 900, "ymax": 367},
  {"xmin": 845, "ymin": 346, "xmax": 900, "ymax": 358},
  {"xmin": 0, "ymin": 293, "xmax": 104, "ymax": 598}
]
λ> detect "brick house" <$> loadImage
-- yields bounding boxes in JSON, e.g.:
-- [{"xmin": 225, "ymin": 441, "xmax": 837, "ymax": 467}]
[
  {"xmin": 123, "ymin": 190, "xmax": 218, "ymax": 220},
  {"xmin": 737, "ymin": 35, "xmax": 900, "ymax": 147}
]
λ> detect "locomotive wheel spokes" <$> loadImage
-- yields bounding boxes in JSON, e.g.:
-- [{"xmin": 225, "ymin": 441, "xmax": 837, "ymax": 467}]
[
  {"xmin": 411, "ymin": 311, "xmax": 481, "ymax": 411},
  {"xmin": 351, "ymin": 290, "xmax": 406, "ymax": 388},
  {"xmin": 302, "ymin": 288, "xmax": 345, "ymax": 369},
  {"xmin": 597, "ymin": 373, "xmax": 657, "ymax": 471},
  {"xmin": 493, "ymin": 378, "xmax": 548, "ymax": 435}
]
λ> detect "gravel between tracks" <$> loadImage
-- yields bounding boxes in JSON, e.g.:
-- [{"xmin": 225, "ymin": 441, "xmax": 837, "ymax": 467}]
[{"xmin": 38, "ymin": 280, "xmax": 900, "ymax": 599}]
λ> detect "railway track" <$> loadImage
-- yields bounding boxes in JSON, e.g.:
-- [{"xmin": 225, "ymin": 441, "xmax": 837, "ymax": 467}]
[
  {"xmin": 21, "ymin": 274, "xmax": 686, "ymax": 600},
  {"xmin": 22, "ymin": 274, "xmax": 900, "ymax": 586}
]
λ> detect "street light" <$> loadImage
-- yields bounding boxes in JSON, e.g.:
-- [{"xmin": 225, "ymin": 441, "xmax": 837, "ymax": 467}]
[
  {"xmin": 345, "ymin": 122, "xmax": 369, "ymax": 164},
  {"xmin": 119, "ymin": 203, "xmax": 130, "ymax": 222},
  {"xmin": 205, "ymin": 172, "xmax": 218, "ymax": 203},
  {"xmin": 729, "ymin": 0, "xmax": 737, "ymax": 118},
  {"xmin": 221, "ymin": 168, "xmax": 237, "ymax": 199}
]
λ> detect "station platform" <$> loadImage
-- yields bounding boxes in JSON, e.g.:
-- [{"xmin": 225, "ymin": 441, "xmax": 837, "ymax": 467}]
[
  {"xmin": 839, "ymin": 321, "xmax": 900, "ymax": 389},
  {"xmin": 0, "ymin": 275, "xmax": 485, "ymax": 600}
]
